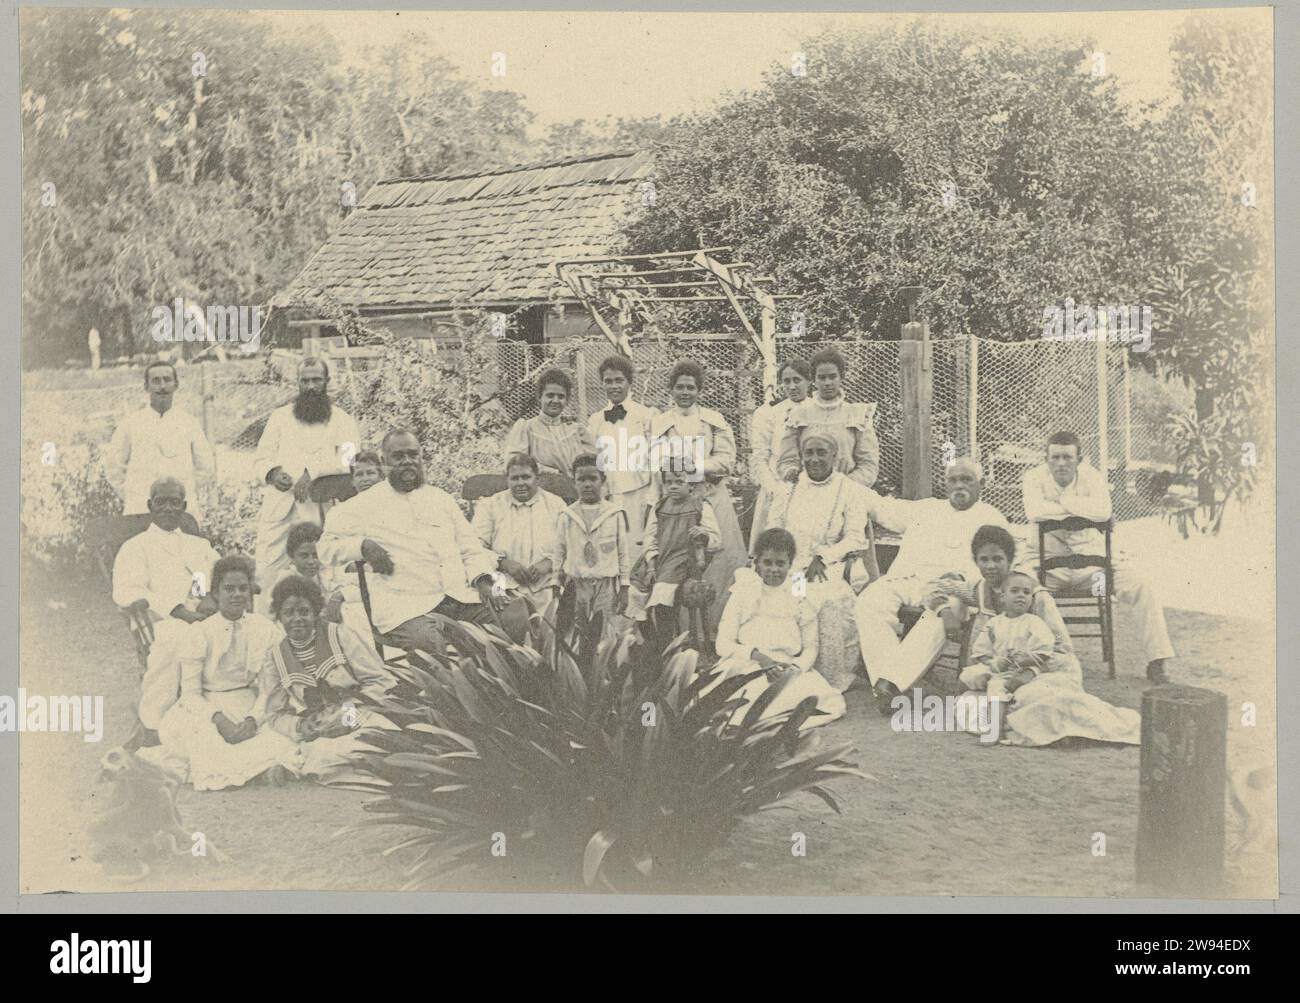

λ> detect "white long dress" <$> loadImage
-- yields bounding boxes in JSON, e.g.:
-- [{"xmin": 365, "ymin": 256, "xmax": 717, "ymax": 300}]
[
  {"xmin": 705, "ymin": 568, "xmax": 846, "ymax": 729},
  {"xmin": 960, "ymin": 580, "xmax": 1140, "ymax": 746}
]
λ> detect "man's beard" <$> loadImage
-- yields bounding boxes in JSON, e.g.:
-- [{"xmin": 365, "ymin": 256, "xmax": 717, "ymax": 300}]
[
  {"xmin": 293, "ymin": 390, "xmax": 332, "ymax": 425},
  {"xmin": 389, "ymin": 467, "xmax": 425, "ymax": 493}
]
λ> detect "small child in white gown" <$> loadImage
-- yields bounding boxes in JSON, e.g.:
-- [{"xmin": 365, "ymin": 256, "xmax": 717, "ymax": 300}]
[{"xmin": 959, "ymin": 571, "xmax": 1056, "ymax": 700}]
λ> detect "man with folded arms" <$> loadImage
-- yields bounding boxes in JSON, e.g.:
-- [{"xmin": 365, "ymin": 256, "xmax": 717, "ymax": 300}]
[{"xmin": 1021, "ymin": 430, "xmax": 1175, "ymax": 682}]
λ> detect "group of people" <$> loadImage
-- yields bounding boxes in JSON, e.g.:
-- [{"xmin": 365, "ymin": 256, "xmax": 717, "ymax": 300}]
[{"xmin": 106, "ymin": 347, "xmax": 1177, "ymax": 788}]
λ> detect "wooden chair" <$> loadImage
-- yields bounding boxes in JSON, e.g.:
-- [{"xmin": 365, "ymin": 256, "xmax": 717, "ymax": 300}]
[
  {"xmin": 309, "ymin": 473, "xmax": 357, "ymax": 522},
  {"xmin": 86, "ymin": 512, "xmax": 204, "ymax": 670},
  {"xmin": 462, "ymin": 472, "xmax": 578, "ymax": 512},
  {"xmin": 1035, "ymin": 517, "xmax": 1116, "ymax": 678},
  {"xmin": 350, "ymin": 562, "xmax": 427, "ymax": 672}
]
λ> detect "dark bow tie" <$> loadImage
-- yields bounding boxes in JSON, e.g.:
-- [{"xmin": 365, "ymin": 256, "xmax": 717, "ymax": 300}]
[{"xmin": 604, "ymin": 404, "xmax": 628, "ymax": 423}]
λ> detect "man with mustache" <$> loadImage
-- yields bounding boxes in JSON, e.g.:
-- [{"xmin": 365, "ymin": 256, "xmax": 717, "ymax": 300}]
[
  {"xmin": 104, "ymin": 360, "xmax": 215, "ymax": 518},
  {"xmin": 318, "ymin": 429, "xmax": 528, "ymax": 659},
  {"xmin": 112, "ymin": 477, "xmax": 221, "ymax": 734},
  {"xmin": 853, "ymin": 457, "xmax": 1008, "ymax": 714},
  {"xmin": 254, "ymin": 358, "xmax": 359, "ymax": 610}
]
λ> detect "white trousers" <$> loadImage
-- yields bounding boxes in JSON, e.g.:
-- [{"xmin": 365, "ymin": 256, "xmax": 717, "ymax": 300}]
[
  {"xmin": 1041, "ymin": 565, "xmax": 1175, "ymax": 663},
  {"xmin": 853, "ymin": 576, "xmax": 950, "ymax": 690},
  {"xmin": 255, "ymin": 497, "xmax": 324, "ymax": 614},
  {"xmin": 137, "ymin": 618, "xmax": 190, "ymax": 730}
]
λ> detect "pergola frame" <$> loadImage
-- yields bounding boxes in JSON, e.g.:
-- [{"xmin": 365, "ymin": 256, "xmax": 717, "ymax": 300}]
[{"xmin": 553, "ymin": 247, "xmax": 797, "ymax": 400}]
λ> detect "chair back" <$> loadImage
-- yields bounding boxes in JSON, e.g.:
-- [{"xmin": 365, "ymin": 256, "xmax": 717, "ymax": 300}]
[
  {"xmin": 1036, "ymin": 518, "xmax": 1113, "ymax": 583},
  {"xmin": 310, "ymin": 473, "xmax": 357, "ymax": 505},
  {"xmin": 539, "ymin": 472, "xmax": 577, "ymax": 503},
  {"xmin": 462, "ymin": 474, "xmax": 508, "ymax": 503}
]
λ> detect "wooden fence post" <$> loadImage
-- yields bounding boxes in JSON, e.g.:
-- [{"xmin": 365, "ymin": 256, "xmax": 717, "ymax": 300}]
[
  {"xmin": 900, "ymin": 319, "xmax": 932, "ymax": 499},
  {"xmin": 1137, "ymin": 685, "xmax": 1227, "ymax": 896}
]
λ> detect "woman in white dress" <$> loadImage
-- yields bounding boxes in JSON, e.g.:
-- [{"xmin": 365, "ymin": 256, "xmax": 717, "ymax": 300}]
[
  {"xmin": 960, "ymin": 525, "xmax": 1140, "ymax": 746},
  {"xmin": 747, "ymin": 358, "xmax": 811, "ymax": 551},
  {"xmin": 153, "ymin": 556, "xmax": 301, "ymax": 790},
  {"xmin": 706, "ymin": 529, "xmax": 846, "ymax": 730},
  {"xmin": 776, "ymin": 348, "xmax": 881, "ymax": 489},
  {"xmin": 769, "ymin": 432, "xmax": 870, "ymax": 692},
  {"xmin": 649, "ymin": 360, "xmax": 749, "ymax": 633}
]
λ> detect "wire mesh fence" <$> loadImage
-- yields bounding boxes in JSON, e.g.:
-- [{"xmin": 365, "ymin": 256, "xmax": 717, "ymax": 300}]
[{"xmin": 23, "ymin": 334, "xmax": 1190, "ymax": 521}]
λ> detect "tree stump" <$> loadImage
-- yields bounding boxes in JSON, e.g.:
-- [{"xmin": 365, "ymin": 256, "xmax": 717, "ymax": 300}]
[{"xmin": 1136, "ymin": 685, "xmax": 1227, "ymax": 896}]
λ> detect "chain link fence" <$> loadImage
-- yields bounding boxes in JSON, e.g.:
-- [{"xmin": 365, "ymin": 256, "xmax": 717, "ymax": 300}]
[{"xmin": 24, "ymin": 335, "xmax": 1189, "ymax": 521}]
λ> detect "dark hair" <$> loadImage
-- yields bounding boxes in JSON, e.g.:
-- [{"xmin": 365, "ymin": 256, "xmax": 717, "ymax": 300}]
[
  {"xmin": 598, "ymin": 354, "xmax": 634, "ymax": 381},
  {"xmin": 753, "ymin": 527, "xmax": 797, "ymax": 562},
  {"xmin": 810, "ymin": 348, "xmax": 846, "ymax": 378},
  {"xmin": 286, "ymin": 521, "xmax": 322, "ymax": 557},
  {"xmin": 210, "ymin": 555, "xmax": 256, "ymax": 595},
  {"xmin": 270, "ymin": 574, "xmax": 325, "ymax": 618},
  {"xmin": 1047, "ymin": 430, "xmax": 1083, "ymax": 455},
  {"xmin": 537, "ymin": 368, "xmax": 572, "ymax": 398},
  {"xmin": 143, "ymin": 361, "xmax": 179, "ymax": 389},
  {"xmin": 970, "ymin": 524, "xmax": 1017, "ymax": 562},
  {"xmin": 1004, "ymin": 570, "xmax": 1038, "ymax": 590},
  {"xmin": 350, "ymin": 449, "xmax": 382, "ymax": 473},
  {"xmin": 505, "ymin": 452, "xmax": 539, "ymax": 475},
  {"xmin": 300, "ymin": 356, "xmax": 331, "ymax": 381},
  {"xmin": 667, "ymin": 360, "xmax": 705, "ymax": 392},
  {"xmin": 572, "ymin": 453, "xmax": 604, "ymax": 478},
  {"xmin": 779, "ymin": 358, "xmax": 812, "ymax": 381}
]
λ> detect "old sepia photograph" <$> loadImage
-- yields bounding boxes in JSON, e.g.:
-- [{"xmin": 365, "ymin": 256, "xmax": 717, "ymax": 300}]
[{"xmin": 14, "ymin": 4, "xmax": 1277, "ymax": 902}]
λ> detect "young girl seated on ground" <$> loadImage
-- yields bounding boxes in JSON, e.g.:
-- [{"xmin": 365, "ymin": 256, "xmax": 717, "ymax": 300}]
[
  {"xmin": 705, "ymin": 529, "xmax": 846, "ymax": 730},
  {"xmin": 628, "ymin": 463, "xmax": 721, "ymax": 654},
  {"xmin": 959, "ymin": 570, "xmax": 1056, "ymax": 701},
  {"xmin": 256, "ymin": 575, "xmax": 397, "ymax": 781},
  {"xmin": 283, "ymin": 522, "xmax": 345, "ymax": 624},
  {"xmin": 150, "ymin": 556, "xmax": 300, "ymax": 790}
]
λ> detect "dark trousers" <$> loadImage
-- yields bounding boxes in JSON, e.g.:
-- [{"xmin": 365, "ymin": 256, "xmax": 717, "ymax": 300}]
[{"xmin": 380, "ymin": 596, "xmax": 527, "ymax": 659}]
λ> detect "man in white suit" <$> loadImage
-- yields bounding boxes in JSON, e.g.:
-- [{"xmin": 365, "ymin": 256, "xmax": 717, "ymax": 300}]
[
  {"xmin": 253, "ymin": 357, "xmax": 359, "ymax": 609},
  {"xmin": 104, "ymin": 361, "xmax": 215, "ymax": 518}
]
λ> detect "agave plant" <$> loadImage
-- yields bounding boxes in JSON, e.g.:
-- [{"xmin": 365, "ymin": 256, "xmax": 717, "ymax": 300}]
[{"xmin": 337, "ymin": 615, "xmax": 869, "ymax": 892}]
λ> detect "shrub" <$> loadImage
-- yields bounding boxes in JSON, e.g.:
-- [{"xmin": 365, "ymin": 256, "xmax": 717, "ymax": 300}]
[
  {"xmin": 340, "ymin": 619, "xmax": 868, "ymax": 892},
  {"xmin": 21, "ymin": 439, "xmax": 122, "ymax": 567}
]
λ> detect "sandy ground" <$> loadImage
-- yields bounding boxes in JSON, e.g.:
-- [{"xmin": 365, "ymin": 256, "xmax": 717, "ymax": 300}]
[{"xmin": 18, "ymin": 557, "xmax": 1277, "ymax": 899}]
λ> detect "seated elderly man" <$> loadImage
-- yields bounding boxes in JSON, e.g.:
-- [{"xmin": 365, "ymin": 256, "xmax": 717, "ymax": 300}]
[
  {"xmin": 112, "ymin": 477, "xmax": 221, "ymax": 732},
  {"xmin": 768, "ymin": 432, "xmax": 870, "ymax": 692},
  {"xmin": 853, "ymin": 457, "xmax": 1009, "ymax": 714},
  {"xmin": 470, "ymin": 452, "xmax": 568, "ymax": 625},
  {"xmin": 319, "ymin": 429, "xmax": 528, "ymax": 658},
  {"xmin": 1022, "ymin": 430, "xmax": 1175, "ymax": 682}
]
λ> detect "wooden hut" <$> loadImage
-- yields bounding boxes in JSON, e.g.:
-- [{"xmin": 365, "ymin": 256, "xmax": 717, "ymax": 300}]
[{"xmin": 275, "ymin": 150, "xmax": 655, "ymax": 346}]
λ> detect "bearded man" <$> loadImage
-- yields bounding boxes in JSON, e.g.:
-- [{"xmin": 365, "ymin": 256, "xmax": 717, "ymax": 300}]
[{"xmin": 253, "ymin": 358, "xmax": 359, "ymax": 609}]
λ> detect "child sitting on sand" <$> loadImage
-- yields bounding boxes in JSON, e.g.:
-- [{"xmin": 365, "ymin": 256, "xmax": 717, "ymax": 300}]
[
  {"xmin": 705, "ymin": 528, "xmax": 846, "ymax": 729},
  {"xmin": 959, "ymin": 570, "xmax": 1056, "ymax": 700}
]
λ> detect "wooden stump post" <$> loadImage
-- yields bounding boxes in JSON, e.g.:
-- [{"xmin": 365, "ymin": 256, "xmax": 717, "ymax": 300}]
[
  {"xmin": 1136, "ymin": 685, "xmax": 1227, "ymax": 896},
  {"xmin": 899, "ymin": 319, "xmax": 932, "ymax": 500}
]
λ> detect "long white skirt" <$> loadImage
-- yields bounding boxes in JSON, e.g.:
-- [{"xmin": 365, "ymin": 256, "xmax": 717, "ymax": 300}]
[
  {"xmin": 155, "ymin": 688, "xmax": 302, "ymax": 791},
  {"xmin": 705, "ymin": 653, "xmax": 846, "ymax": 731}
]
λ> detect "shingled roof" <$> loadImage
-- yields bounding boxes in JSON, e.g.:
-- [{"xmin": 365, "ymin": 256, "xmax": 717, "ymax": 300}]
[{"xmin": 278, "ymin": 150, "xmax": 653, "ymax": 312}]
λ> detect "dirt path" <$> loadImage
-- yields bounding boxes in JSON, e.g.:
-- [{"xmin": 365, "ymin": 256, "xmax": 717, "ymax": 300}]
[{"xmin": 18, "ymin": 562, "xmax": 1276, "ymax": 898}]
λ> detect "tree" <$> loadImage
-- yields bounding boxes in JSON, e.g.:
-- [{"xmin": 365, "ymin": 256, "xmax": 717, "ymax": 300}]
[
  {"xmin": 1141, "ymin": 15, "xmax": 1271, "ymax": 519},
  {"xmin": 21, "ymin": 9, "xmax": 533, "ymax": 367},
  {"xmin": 620, "ymin": 23, "xmax": 1158, "ymax": 341}
]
